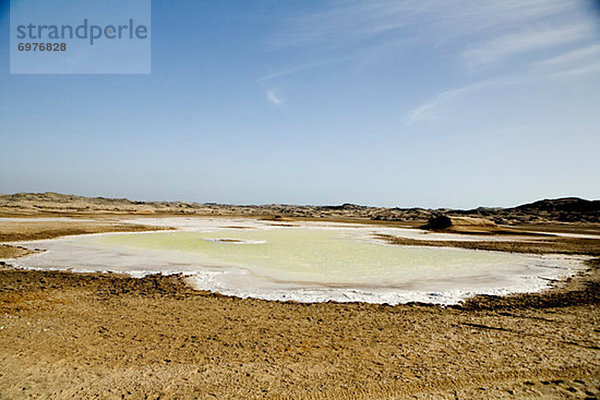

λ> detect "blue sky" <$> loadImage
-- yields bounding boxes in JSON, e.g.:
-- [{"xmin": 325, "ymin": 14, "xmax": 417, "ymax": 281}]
[{"xmin": 1, "ymin": 0, "xmax": 599, "ymax": 208}]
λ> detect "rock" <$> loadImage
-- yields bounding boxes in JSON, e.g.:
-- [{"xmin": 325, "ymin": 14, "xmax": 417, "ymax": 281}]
[
  {"xmin": 424, "ymin": 215, "xmax": 452, "ymax": 230},
  {"xmin": 422, "ymin": 215, "xmax": 499, "ymax": 233}
]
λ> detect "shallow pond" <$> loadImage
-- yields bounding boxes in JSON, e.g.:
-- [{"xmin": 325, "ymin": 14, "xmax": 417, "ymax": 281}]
[{"xmin": 5, "ymin": 220, "xmax": 583, "ymax": 304}]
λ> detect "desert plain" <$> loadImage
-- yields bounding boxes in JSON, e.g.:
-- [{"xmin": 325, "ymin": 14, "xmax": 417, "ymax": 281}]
[{"xmin": 0, "ymin": 193, "xmax": 599, "ymax": 399}]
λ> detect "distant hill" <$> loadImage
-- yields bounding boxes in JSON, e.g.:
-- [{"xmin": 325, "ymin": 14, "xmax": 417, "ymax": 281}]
[
  {"xmin": 511, "ymin": 197, "xmax": 600, "ymax": 213},
  {"xmin": 454, "ymin": 197, "xmax": 600, "ymax": 224},
  {"xmin": 1, "ymin": 192, "xmax": 137, "ymax": 205},
  {"xmin": 0, "ymin": 193, "xmax": 598, "ymax": 223}
]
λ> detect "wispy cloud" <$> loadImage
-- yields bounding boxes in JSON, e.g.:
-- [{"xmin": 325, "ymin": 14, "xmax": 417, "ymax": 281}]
[
  {"xmin": 532, "ymin": 44, "xmax": 600, "ymax": 71},
  {"xmin": 259, "ymin": 65, "xmax": 314, "ymax": 82},
  {"xmin": 265, "ymin": 0, "xmax": 587, "ymax": 83},
  {"xmin": 271, "ymin": 0, "xmax": 576, "ymax": 49},
  {"xmin": 406, "ymin": 54, "xmax": 600, "ymax": 124},
  {"xmin": 544, "ymin": 60, "xmax": 600, "ymax": 79},
  {"xmin": 265, "ymin": 0, "xmax": 597, "ymax": 123},
  {"xmin": 258, "ymin": 57, "xmax": 350, "ymax": 82},
  {"xmin": 406, "ymin": 82, "xmax": 492, "ymax": 124},
  {"xmin": 266, "ymin": 90, "xmax": 281, "ymax": 105},
  {"xmin": 406, "ymin": 97, "xmax": 444, "ymax": 124},
  {"xmin": 462, "ymin": 23, "xmax": 594, "ymax": 68}
]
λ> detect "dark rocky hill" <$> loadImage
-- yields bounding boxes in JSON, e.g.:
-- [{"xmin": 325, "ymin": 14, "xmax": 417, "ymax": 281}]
[
  {"xmin": 512, "ymin": 197, "xmax": 600, "ymax": 213},
  {"xmin": 453, "ymin": 197, "xmax": 600, "ymax": 224}
]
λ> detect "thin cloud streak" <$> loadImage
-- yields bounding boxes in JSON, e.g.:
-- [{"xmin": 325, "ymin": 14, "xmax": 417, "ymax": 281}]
[
  {"xmin": 406, "ymin": 83, "xmax": 492, "ymax": 124},
  {"xmin": 462, "ymin": 23, "xmax": 595, "ymax": 67},
  {"xmin": 271, "ymin": 0, "xmax": 576, "ymax": 49},
  {"xmin": 532, "ymin": 44, "xmax": 600, "ymax": 70},
  {"xmin": 264, "ymin": 0, "xmax": 598, "ymax": 125},
  {"xmin": 257, "ymin": 57, "xmax": 351, "ymax": 82},
  {"xmin": 266, "ymin": 90, "xmax": 281, "ymax": 105},
  {"xmin": 259, "ymin": 65, "xmax": 315, "ymax": 82},
  {"xmin": 406, "ymin": 58, "xmax": 600, "ymax": 124}
]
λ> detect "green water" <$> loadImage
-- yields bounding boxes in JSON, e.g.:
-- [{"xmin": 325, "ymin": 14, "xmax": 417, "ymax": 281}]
[{"xmin": 97, "ymin": 228, "xmax": 531, "ymax": 287}]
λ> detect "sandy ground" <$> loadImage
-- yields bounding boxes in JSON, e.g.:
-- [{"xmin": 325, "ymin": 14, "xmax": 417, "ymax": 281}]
[
  {"xmin": 1, "ymin": 216, "xmax": 599, "ymax": 399},
  {"xmin": 377, "ymin": 233, "xmax": 600, "ymax": 256},
  {"xmin": 0, "ymin": 218, "xmax": 170, "ymax": 242}
]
